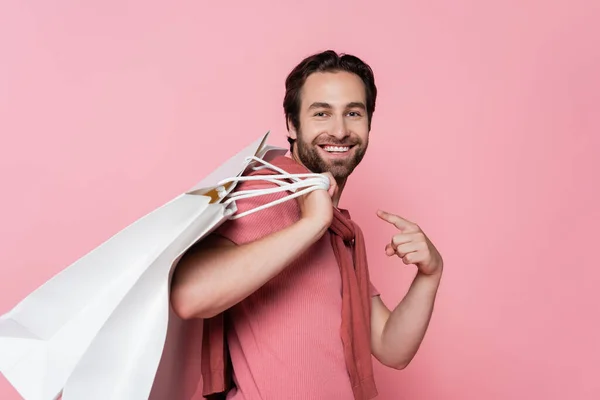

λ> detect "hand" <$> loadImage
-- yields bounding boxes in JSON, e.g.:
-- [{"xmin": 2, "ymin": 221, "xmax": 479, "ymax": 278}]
[
  {"xmin": 297, "ymin": 172, "xmax": 336, "ymax": 230},
  {"xmin": 377, "ymin": 210, "xmax": 443, "ymax": 277}
]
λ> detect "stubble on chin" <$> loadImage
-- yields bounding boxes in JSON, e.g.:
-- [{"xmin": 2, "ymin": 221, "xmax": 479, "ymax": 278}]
[{"xmin": 295, "ymin": 140, "xmax": 367, "ymax": 181}]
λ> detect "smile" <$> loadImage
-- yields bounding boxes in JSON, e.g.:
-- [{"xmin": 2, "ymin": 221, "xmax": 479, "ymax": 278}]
[{"xmin": 319, "ymin": 145, "xmax": 353, "ymax": 153}]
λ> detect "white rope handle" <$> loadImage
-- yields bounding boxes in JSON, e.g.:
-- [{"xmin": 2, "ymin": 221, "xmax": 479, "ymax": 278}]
[
  {"xmin": 215, "ymin": 156, "xmax": 330, "ymax": 220},
  {"xmin": 224, "ymin": 177, "xmax": 327, "ymax": 203}
]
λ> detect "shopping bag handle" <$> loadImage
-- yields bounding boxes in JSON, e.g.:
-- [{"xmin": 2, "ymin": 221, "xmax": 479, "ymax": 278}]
[{"xmin": 216, "ymin": 156, "xmax": 330, "ymax": 220}]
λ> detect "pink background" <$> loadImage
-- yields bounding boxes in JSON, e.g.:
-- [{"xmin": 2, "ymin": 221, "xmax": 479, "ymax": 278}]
[{"xmin": 1, "ymin": 1, "xmax": 599, "ymax": 399}]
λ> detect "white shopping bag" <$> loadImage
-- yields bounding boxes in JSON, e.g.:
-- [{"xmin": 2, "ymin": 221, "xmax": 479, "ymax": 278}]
[{"xmin": 0, "ymin": 131, "xmax": 307, "ymax": 400}]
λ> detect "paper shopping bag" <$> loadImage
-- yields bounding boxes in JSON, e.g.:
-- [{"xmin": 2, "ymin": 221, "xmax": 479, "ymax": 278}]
[
  {"xmin": 0, "ymin": 131, "xmax": 286, "ymax": 400},
  {"xmin": 62, "ymin": 138, "xmax": 302, "ymax": 400},
  {"xmin": 61, "ymin": 200, "xmax": 228, "ymax": 400},
  {"xmin": 60, "ymin": 138, "xmax": 329, "ymax": 400}
]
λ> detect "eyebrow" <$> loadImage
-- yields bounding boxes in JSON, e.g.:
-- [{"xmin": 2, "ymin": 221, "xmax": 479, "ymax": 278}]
[
  {"xmin": 346, "ymin": 102, "xmax": 366, "ymax": 110},
  {"xmin": 307, "ymin": 101, "xmax": 367, "ymax": 110},
  {"xmin": 308, "ymin": 102, "xmax": 333, "ymax": 110}
]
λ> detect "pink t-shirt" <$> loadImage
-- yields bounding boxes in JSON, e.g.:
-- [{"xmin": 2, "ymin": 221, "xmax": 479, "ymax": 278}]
[{"xmin": 214, "ymin": 175, "xmax": 379, "ymax": 400}]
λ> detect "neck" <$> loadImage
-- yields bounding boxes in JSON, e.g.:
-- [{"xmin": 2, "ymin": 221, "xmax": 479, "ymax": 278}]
[{"xmin": 331, "ymin": 177, "xmax": 346, "ymax": 208}]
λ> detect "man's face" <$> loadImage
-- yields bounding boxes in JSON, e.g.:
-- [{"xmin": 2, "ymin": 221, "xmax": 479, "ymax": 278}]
[{"xmin": 289, "ymin": 71, "xmax": 370, "ymax": 181}]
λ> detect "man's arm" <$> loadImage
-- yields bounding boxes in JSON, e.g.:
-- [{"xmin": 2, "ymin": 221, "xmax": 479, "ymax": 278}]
[
  {"xmin": 370, "ymin": 209, "xmax": 444, "ymax": 369},
  {"xmin": 170, "ymin": 218, "xmax": 327, "ymax": 319},
  {"xmin": 370, "ymin": 271, "xmax": 442, "ymax": 369},
  {"xmin": 170, "ymin": 172, "xmax": 336, "ymax": 320}
]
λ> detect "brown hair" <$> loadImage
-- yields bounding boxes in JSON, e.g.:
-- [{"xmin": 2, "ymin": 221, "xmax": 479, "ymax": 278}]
[{"xmin": 283, "ymin": 50, "xmax": 377, "ymax": 151}]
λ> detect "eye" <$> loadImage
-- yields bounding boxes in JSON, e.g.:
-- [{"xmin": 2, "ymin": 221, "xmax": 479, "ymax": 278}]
[
  {"xmin": 314, "ymin": 112, "xmax": 328, "ymax": 117},
  {"xmin": 347, "ymin": 111, "xmax": 362, "ymax": 117}
]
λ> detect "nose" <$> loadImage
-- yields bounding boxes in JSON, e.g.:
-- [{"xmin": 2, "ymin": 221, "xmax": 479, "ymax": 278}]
[{"xmin": 330, "ymin": 115, "xmax": 350, "ymax": 140}]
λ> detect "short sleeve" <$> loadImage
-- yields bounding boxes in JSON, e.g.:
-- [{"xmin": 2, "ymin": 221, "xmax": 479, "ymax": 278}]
[
  {"xmin": 369, "ymin": 281, "xmax": 380, "ymax": 297},
  {"xmin": 214, "ymin": 179, "xmax": 301, "ymax": 245}
]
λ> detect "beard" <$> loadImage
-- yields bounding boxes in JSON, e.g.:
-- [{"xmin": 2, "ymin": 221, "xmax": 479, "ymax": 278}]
[{"xmin": 294, "ymin": 129, "xmax": 368, "ymax": 181}]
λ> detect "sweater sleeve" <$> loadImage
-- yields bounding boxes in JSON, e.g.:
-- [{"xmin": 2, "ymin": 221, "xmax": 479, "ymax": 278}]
[{"xmin": 369, "ymin": 282, "xmax": 380, "ymax": 297}]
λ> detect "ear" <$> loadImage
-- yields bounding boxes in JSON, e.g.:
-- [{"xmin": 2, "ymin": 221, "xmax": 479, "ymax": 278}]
[{"xmin": 287, "ymin": 117, "xmax": 298, "ymax": 140}]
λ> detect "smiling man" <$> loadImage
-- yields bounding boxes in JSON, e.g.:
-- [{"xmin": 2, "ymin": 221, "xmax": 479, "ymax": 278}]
[{"xmin": 170, "ymin": 50, "xmax": 443, "ymax": 400}]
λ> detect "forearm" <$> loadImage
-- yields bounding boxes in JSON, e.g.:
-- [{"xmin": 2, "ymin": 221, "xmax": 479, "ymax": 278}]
[
  {"xmin": 381, "ymin": 270, "xmax": 442, "ymax": 368},
  {"xmin": 171, "ymin": 218, "xmax": 326, "ymax": 319}
]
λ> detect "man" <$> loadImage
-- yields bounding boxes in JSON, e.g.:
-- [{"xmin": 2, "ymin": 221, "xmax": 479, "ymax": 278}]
[{"xmin": 170, "ymin": 50, "xmax": 443, "ymax": 399}]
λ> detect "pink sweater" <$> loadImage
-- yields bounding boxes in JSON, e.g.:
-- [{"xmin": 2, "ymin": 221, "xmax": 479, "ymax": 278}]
[{"xmin": 214, "ymin": 176, "xmax": 378, "ymax": 399}]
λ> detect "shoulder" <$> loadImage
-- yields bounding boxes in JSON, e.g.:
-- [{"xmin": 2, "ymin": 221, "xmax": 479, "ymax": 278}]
[{"xmin": 214, "ymin": 177, "xmax": 301, "ymax": 245}]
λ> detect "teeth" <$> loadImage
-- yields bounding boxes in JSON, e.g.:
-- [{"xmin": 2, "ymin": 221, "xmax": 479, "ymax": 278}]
[{"xmin": 323, "ymin": 146, "xmax": 350, "ymax": 153}]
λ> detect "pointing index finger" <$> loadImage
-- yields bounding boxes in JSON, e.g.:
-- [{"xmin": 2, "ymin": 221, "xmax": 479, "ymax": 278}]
[{"xmin": 377, "ymin": 209, "xmax": 414, "ymax": 230}]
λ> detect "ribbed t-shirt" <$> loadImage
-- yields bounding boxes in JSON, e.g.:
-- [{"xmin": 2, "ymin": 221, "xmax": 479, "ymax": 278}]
[{"xmin": 214, "ymin": 174, "xmax": 379, "ymax": 400}]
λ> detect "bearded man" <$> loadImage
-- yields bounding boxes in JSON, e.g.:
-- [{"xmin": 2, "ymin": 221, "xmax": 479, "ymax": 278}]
[{"xmin": 171, "ymin": 50, "xmax": 444, "ymax": 400}]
